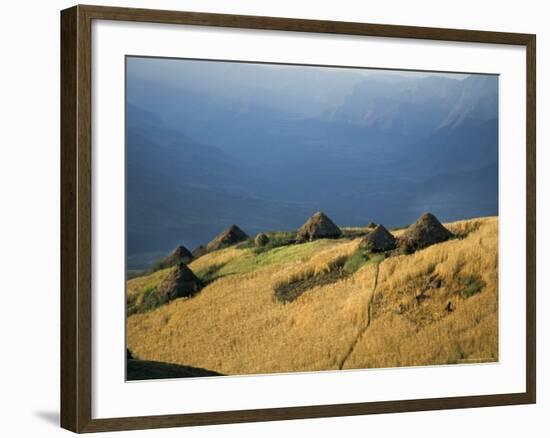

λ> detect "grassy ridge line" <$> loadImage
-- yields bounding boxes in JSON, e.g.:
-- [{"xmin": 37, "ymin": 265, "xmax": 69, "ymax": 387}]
[{"xmin": 127, "ymin": 216, "xmax": 497, "ymax": 375}]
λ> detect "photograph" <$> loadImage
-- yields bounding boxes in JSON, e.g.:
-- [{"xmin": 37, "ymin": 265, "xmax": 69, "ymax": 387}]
[{"xmin": 124, "ymin": 56, "xmax": 499, "ymax": 380}]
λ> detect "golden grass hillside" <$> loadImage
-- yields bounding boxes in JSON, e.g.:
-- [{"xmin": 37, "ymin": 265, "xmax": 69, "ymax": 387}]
[{"xmin": 127, "ymin": 216, "xmax": 498, "ymax": 376}]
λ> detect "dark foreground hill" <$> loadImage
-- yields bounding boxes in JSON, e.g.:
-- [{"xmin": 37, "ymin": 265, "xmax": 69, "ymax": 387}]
[{"xmin": 127, "ymin": 359, "xmax": 223, "ymax": 380}]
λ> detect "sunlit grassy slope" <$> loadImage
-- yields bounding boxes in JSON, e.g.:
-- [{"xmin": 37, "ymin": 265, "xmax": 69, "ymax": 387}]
[{"xmin": 127, "ymin": 217, "xmax": 498, "ymax": 375}]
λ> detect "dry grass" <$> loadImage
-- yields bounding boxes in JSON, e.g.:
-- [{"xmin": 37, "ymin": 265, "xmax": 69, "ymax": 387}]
[
  {"xmin": 127, "ymin": 217, "xmax": 498, "ymax": 375},
  {"xmin": 127, "ymin": 267, "xmax": 172, "ymax": 301},
  {"xmin": 344, "ymin": 216, "xmax": 498, "ymax": 368}
]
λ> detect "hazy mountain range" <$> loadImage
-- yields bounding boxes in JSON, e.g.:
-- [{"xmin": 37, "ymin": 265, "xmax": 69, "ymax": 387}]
[{"xmin": 126, "ymin": 58, "xmax": 498, "ymax": 270}]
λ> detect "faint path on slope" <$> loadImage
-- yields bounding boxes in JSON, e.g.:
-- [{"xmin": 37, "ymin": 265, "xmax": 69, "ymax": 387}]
[{"xmin": 338, "ymin": 261, "xmax": 380, "ymax": 370}]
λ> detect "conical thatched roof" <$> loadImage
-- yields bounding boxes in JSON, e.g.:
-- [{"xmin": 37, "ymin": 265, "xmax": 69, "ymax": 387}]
[
  {"xmin": 155, "ymin": 263, "xmax": 203, "ymax": 301},
  {"xmin": 254, "ymin": 232, "xmax": 270, "ymax": 247},
  {"xmin": 296, "ymin": 212, "xmax": 342, "ymax": 242},
  {"xmin": 206, "ymin": 225, "xmax": 249, "ymax": 251},
  {"xmin": 399, "ymin": 213, "xmax": 453, "ymax": 253},
  {"xmin": 360, "ymin": 224, "xmax": 396, "ymax": 252},
  {"xmin": 367, "ymin": 222, "xmax": 377, "ymax": 228},
  {"xmin": 158, "ymin": 245, "xmax": 193, "ymax": 268}
]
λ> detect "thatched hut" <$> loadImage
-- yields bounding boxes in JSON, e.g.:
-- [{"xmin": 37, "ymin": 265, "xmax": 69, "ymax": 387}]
[
  {"xmin": 399, "ymin": 213, "xmax": 453, "ymax": 253},
  {"xmin": 359, "ymin": 224, "xmax": 396, "ymax": 252},
  {"xmin": 157, "ymin": 245, "xmax": 193, "ymax": 269},
  {"xmin": 155, "ymin": 263, "xmax": 203, "ymax": 301},
  {"xmin": 254, "ymin": 232, "xmax": 270, "ymax": 247},
  {"xmin": 206, "ymin": 225, "xmax": 249, "ymax": 251},
  {"xmin": 296, "ymin": 212, "xmax": 342, "ymax": 242}
]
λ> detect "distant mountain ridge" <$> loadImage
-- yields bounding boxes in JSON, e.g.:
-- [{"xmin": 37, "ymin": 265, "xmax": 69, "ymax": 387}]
[{"xmin": 126, "ymin": 60, "xmax": 498, "ymax": 270}]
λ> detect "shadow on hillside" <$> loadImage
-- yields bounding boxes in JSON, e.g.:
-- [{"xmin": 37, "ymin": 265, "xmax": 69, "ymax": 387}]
[
  {"xmin": 127, "ymin": 359, "xmax": 223, "ymax": 381},
  {"xmin": 196, "ymin": 262, "xmax": 230, "ymax": 285}
]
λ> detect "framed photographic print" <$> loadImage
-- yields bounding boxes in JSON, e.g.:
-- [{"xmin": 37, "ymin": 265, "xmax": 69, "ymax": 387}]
[{"xmin": 60, "ymin": 4, "xmax": 536, "ymax": 433}]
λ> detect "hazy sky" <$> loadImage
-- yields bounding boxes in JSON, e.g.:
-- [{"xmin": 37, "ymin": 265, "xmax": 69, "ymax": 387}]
[
  {"xmin": 264, "ymin": 63, "xmax": 472, "ymax": 80},
  {"xmin": 128, "ymin": 56, "xmax": 476, "ymax": 81},
  {"xmin": 126, "ymin": 56, "xmax": 489, "ymax": 119}
]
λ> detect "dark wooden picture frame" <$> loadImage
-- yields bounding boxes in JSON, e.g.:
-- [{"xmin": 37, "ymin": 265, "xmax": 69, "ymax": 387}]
[{"xmin": 61, "ymin": 4, "xmax": 536, "ymax": 433}]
